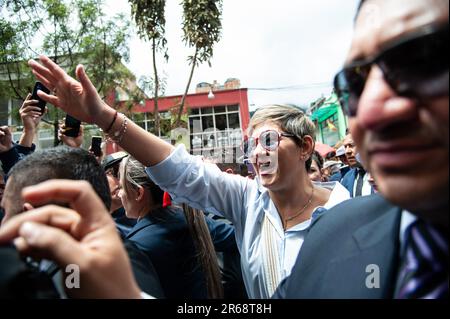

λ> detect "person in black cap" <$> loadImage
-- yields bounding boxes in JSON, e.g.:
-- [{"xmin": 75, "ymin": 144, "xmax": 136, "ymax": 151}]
[{"xmin": 102, "ymin": 151, "xmax": 136, "ymax": 238}]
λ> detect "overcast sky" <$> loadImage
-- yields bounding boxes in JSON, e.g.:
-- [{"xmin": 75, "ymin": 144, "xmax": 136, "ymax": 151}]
[{"xmin": 104, "ymin": 0, "xmax": 360, "ymax": 111}]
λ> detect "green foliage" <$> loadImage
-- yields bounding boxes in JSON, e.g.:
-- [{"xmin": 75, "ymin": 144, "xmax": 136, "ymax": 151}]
[
  {"xmin": 182, "ymin": 0, "xmax": 223, "ymax": 67},
  {"xmin": 0, "ymin": 0, "xmax": 132, "ymax": 100},
  {"xmin": 0, "ymin": 0, "xmax": 132, "ymax": 146},
  {"xmin": 129, "ymin": 0, "xmax": 168, "ymax": 60},
  {"xmin": 129, "ymin": 0, "xmax": 168, "ymax": 134},
  {"xmin": 138, "ymin": 74, "xmax": 166, "ymax": 98},
  {"xmin": 174, "ymin": 0, "xmax": 222, "ymax": 125}
]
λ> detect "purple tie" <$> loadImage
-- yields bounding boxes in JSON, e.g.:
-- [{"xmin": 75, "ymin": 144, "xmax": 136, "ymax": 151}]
[{"xmin": 395, "ymin": 220, "xmax": 448, "ymax": 299}]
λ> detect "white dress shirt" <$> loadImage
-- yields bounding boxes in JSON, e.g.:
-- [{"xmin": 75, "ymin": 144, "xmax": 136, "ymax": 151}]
[
  {"xmin": 352, "ymin": 168, "xmax": 373, "ymax": 197},
  {"xmin": 146, "ymin": 145, "xmax": 350, "ymax": 299}
]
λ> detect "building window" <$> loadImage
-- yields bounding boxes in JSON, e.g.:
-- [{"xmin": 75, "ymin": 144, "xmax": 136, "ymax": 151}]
[
  {"xmin": 38, "ymin": 129, "xmax": 55, "ymax": 149},
  {"xmin": 188, "ymin": 104, "xmax": 243, "ymax": 156},
  {"xmin": 132, "ymin": 112, "xmax": 171, "ymax": 138}
]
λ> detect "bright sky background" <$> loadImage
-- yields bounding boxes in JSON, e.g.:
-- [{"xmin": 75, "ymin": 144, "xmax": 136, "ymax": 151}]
[{"xmin": 104, "ymin": 0, "xmax": 360, "ymax": 111}]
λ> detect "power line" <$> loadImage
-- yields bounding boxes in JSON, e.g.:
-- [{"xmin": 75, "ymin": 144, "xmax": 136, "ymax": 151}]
[{"xmin": 248, "ymin": 82, "xmax": 332, "ymax": 91}]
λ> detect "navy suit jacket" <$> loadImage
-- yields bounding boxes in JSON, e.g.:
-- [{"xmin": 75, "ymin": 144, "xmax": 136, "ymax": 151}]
[
  {"xmin": 274, "ymin": 194, "xmax": 402, "ymax": 298},
  {"xmin": 112, "ymin": 207, "xmax": 136, "ymax": 239},
  {"xmin": 126, "ymin": 206, "xmax": 235, "ymax": 299},
  {"xmin": 341, "ymin": 167, "xmax": 374, "ymax": 197}
]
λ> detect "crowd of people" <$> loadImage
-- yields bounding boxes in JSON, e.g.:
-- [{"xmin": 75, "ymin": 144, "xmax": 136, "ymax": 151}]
[{"xmin": 0, "ymin": 0, "xmax": 448, "ymax": 299}]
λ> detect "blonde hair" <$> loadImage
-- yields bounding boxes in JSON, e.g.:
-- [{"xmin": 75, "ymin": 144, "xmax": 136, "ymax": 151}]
[
  {"xmin": 122, "ymin": 156, "xmax": 164, "ymax": 206},
  {"xmin": 249, "ymin": 104, "xmax": 316, "ymax": 169}
]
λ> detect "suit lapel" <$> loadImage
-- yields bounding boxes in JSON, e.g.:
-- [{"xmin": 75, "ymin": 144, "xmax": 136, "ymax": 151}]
[
  {"xmin": 352, "ymin": 204, "xmax": 401, "ymax": 250},
  {"xmin": 321, "ymin": 205, "xmax": 402, "ymax": 298}
]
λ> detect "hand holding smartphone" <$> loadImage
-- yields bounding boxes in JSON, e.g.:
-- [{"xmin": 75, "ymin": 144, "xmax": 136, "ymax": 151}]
[
  {"xmin": 90, "ymin": 136, "xmax": 103, "ymax": 157},
  {"xmin": 31, "ymin": 82, "xmax": 50, "ymax": 115},
  {"xmin": 63, "ymin": 114, "xmax": 82, "ymax": 138}
]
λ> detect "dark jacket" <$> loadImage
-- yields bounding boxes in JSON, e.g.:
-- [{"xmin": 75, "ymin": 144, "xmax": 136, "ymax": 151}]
[
  {"xmin": 274, "ymin": 194, "xmax": 402, "ymax": 299},
  {"xmin": 112, "ymin": 207, "xmax": 136, "ymax": 239},
  {"xmin": 37, "ymin": 239, "xmax": 165, "ymax": 299},
  {"xmin": 341, "ymin": 167, "xmax": 374, "ymax": 197},
  {"xmin": 0, "ymin": 142, "xmax": 36, "ymax": 179},
  {"xmin": 126, "ymin": 206, "xmax": 235, "ymax": 299}
]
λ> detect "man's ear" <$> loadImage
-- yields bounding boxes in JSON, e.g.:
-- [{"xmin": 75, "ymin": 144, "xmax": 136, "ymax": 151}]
[{"xmin": 23, "ymin": 202, "xmax": 35, "ymax": 212}]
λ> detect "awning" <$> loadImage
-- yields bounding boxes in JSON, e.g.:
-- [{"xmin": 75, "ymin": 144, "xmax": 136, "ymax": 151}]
[
  {"xmin": 315, "ymin": 142, "xmax": 335, "ymax": 157},
  {"xmin": 309, "ymin": 104, "xmax": 338, "ymax": 122}
]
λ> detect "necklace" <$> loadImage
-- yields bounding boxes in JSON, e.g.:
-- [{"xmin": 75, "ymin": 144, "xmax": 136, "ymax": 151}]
[{"xmin": 284, "ymin": 186, "xmax": 315, "ymax": 226}]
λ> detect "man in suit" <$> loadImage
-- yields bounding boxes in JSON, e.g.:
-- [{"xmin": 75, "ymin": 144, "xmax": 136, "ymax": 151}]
[
  {"xmin": 274, "ymin": 0, "xmax": 448, "ymax": 298},
  {"xmin": 340, "ymin": 133, "xmax": 373, "ymax": 197}
]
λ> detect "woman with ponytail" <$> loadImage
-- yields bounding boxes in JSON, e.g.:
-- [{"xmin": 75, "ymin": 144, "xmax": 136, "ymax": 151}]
[{"xmin": 119, "ymin": 156, "xmax": 232, "ymax": 299}]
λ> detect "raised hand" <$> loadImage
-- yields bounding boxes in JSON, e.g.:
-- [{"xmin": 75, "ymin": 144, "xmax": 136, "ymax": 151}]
[
  {"xmin": 0, "ymin": 126, "xmax": 13, "ymax": 153},
  {"xmin": 58, "ymin": 124, "xmax": 84, "ymax": 148},
  {"xmin": 0, "ymin": 179, "xmax": 142, "ymax": 299},
  {"xmin": 28, "ymin": 55, "xmax": 111, "ymax": 128},
  {"xmin": 20, "ymin": 93, "xmax": 45, "ymax": 132}
]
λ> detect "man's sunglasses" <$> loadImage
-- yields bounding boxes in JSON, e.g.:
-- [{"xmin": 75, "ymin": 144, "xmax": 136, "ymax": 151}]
[
  {"xmin": 241, "ymin": 130, "xmax": 296, "ymax": 157},
  {"xmin": 334, "ymin": 25, "xmax": 449, "ymax": 117}
]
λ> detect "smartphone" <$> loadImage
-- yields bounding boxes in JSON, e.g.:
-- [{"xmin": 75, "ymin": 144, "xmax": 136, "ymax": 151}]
[
  {"xmin": 91, "ymin": 136, "xmax": 102, "ymax": 156},
  {"xmin": 64, "ymin": 114, "xmax": 81, "ymax": 138},
  {"xmin": 31, "ymin": 82, "xmax": 50, "ymax": 114}
]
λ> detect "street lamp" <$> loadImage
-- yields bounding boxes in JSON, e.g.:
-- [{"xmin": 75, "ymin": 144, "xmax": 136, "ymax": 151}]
[{"xmin": 208, "ymin": 86, "xmax": 215, "ymax": 99}]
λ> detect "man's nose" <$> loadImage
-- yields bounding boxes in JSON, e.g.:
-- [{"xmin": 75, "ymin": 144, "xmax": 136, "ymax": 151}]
[{"xmin": 356, "ymin": 66, "xmax": 418, "ymax": 131}]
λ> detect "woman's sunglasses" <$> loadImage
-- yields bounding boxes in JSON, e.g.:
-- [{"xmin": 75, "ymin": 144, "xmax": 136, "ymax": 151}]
[
  {"xmin": 241, "ymin": 130, "xmax": 296, "ymax": 158},
  {"xmin": 334, "ymin": 25, "xmax": 449, "ymax": 117}
]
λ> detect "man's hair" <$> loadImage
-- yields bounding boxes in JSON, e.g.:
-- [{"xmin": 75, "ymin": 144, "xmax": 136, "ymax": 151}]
[
  {"xmin": 7, "ymin": 146, "xmax": 111, "ymax": 216},
  {"xmin": 249, "ymin": 104, "xmax": 316, "ymax": 170}
]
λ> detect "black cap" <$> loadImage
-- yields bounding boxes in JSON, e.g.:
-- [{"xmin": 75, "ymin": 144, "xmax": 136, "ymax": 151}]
[{"xmin": 101, "ymin": 151, "xmax": 128, "ymax": 171}]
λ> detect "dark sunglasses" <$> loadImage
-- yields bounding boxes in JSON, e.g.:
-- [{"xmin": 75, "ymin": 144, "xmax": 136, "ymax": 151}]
[
  {"xmin": 334, "ymin": 25, "xmax": 449, "ymax": 117},
  {"xmin": 241, "ymin": 130, "xmax": 296, "ymax": 157}
]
